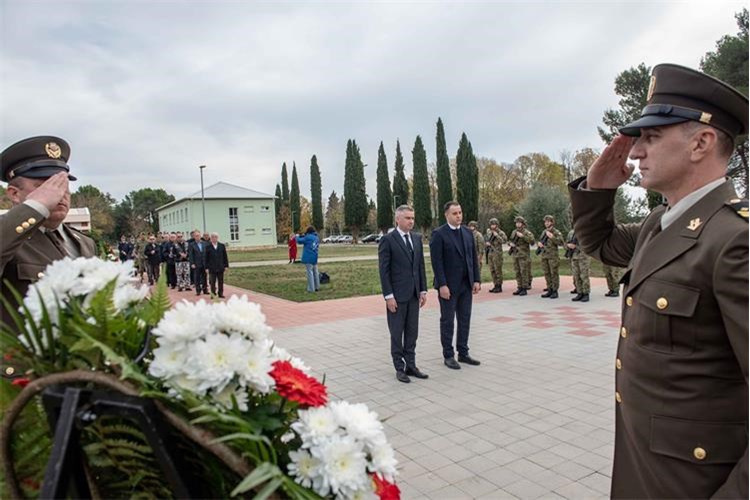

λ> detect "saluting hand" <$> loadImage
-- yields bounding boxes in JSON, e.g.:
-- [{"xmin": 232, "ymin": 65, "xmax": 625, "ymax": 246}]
[
  {"xmin": 587, "ymin": 134, "xmax": 635, "ymax": 189},
  {"xmin": 26, "ymin": 172, "xmax": 69, "ymax": 212}
]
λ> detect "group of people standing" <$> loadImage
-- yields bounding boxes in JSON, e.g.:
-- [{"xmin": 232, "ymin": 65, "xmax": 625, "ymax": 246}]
[{"xmin": 117, "ymin": 230, "xmax": 229, "ymax": 298}]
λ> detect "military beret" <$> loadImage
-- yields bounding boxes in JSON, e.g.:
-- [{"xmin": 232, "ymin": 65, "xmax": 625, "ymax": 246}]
[
  {"xmin": 620, "ymin": 64, "xmax": 749, "ymax": 139},
  {"xmin": 489, "ymin": 218, "xmax": 499, "ymax": 225},
  {"xmin": 514, "ymin": 216, "xmax": 526, "ymax": 224},
  {"xmin": 544, "ymin": 214, "xmax": 555, "ymax": 222},
  {"xmin": 0, "ymin": 136, "xmax": 76, "ymax": 183}
]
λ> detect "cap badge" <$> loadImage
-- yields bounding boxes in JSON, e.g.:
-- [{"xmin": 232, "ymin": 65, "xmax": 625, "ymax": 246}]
[
  {"xmin": 699, "ymin": 112, "xmax": 712, "ymax": 124},
  {"xmin": 687, "ymin": 218, "xmax": 702, "ymax": 231},
  {"xmin": 647, "ymin": 75, "xmax": 656, "ymax": 102},
  {"xmin": 45, "ymin": 142, "xmax": 62, "ymax": 159}
]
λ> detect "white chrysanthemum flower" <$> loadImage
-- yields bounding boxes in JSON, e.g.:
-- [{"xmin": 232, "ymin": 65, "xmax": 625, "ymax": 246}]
[
  {"xmin": 271, "ymin": 345, "xmax": 312, "ymax": 374},
  {"xmin": 311, "ymin": 435, "xmax": 369, "ymax": 497},
  {"xmin": 292, "ymin": 406, "xmax": 339, "ymax": 445},
  {"xmin": 70, "ymin": 258, "xmax": 132, "ymax": 298},
  {"xmin": 287, "ymin": 449, "xmax": 323, "ymax": 490},
  {"xmin": 212, "ymin": 295, "xmax": 271, "ymax": 341},
  {"xmin": 167, "ymin": 373, "xmax": 205, "ymax": 396},
  {"xmin": 113, "ymin": 284, "xmax": 149, "ymax": 311},
  {"xmin": 367, "ymin": 441, "xmax": 398, "ymax": 482},
  {"xmin": 280, "ymin": 431, "xmax": 296, "ymax": 444},
  {"xmin": 186, "ymin": 332, "xmax": 247, "ymax": 393},
  {"xmin": 330, "ymin": 401, "xmax": 385, "ymax": 447},
  {"xmin": 347, "ymin": 487, "xmax": 379, "ymax": 500},
  {"xmin": 153, "ymin": 300, "xmax": 216, "ymax": 344},
  {"xmin": 148, "ymin": 343, "xmax": 190, "ymax": 379},
  {"xmin": 212, "ymin": 384, "xmax": 249, "ymax": 412},
  {"xmin": 236, "ymin": 342, "xmax": 275, "ymax": 394}
]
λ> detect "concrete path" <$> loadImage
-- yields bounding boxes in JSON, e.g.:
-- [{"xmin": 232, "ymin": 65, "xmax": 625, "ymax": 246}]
[{"xmin": 165, "ymin": 277, "xmax": 621, "ymax": 498}]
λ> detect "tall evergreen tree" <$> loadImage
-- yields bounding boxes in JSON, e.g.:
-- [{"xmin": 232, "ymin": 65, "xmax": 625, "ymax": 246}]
[
  {"xmin": 435, "ymin": 117, "xmax": 453, "ymax": 224},
  {"xmin": 392, "ymin": 140, "xmax": 409, "ymax": 207},
  {"xmin": 310, "ymin": 155, "xmax": 324, "ymax": 231},
  {"xmin": 274, "ymin": 184, "xmax": 282, "ymax": 220},
  {"xmin": 290, "ymin": 162, "xmax": 301, "ymax": 233},
  {"xmin": 281, "ymin": 162, "xmax": 290, "ymax": 203},
  {"xmin": 456, "ymin": 133, "xmax": 479, "ymax": 222},
  {"xmin": 412, "ymin": 135, "xmax": 432, "ymax": 232},
  {"xmin": 344, "ymin": 139, "xmax": 368, "ymax": 241},
  {"xmin": 376, "ymin": 142, "xmax": 394, "ymax": 232}
]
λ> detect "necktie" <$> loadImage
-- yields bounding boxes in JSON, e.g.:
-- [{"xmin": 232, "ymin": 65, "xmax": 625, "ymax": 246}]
[
  {"xmin": 404, "ymin": 233, "xmax": 414, "ymax": 257},
  {"xmin": 47, "ymin": 229, "xmax": 68, "ymax": 256}
]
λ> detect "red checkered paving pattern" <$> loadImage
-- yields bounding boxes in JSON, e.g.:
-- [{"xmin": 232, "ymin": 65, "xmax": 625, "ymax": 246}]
[{"xmin": 489, "ymin": 305, "xmax": 621, "ymax": 337}]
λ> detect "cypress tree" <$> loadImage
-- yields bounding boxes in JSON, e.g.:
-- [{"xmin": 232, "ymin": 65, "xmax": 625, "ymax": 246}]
[
  {"xmin": 412, "ymin": 135, "xmax": 432, "ymax": 232},
  {"xmin": 456, "ymin": 133, "xmax": 479, "ymax": 222},
  {"xmin": 274, "ymin": 183, "xmax": 282, "ymax": 220},
  {"xmin": 290, "ymin": 162, "xmax": 301, "ymax": 233},
  {"xmin": 392, "ymin": 139, "xmax": 409, "ymax": 207},
  {"xmin": 310, "ymin": 155, "xmax": 324, "ymax": 231},
  {"xmin": 376, "ymin": 142, "xmax": 394, "ymax": 232},
  {"xmin": 344, "ymin": 139, "xmax": 368, "ymax": 241},
  {"xmin": 281, "ymin": 162, "xmax": 290, "ymax": 203},
  {"xmin": 436, "ymin": 117, "xmax": 452, "ymax": 223}
]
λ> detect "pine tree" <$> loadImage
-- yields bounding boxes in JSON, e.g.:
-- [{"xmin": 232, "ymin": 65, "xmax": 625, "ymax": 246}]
[
  {"xmin": 456, "ymin": 132, "xmax": 479, "ymax": 221},
  {"xmin": 376, "ymin": 142, "xmax": 394, "ymax": 232},
  {"xmin": 436, "ymin": 117, "xmax": 452, "ymax": 223},
  {"xmin": 290, "ymin": 162, "xmax": 301, "ymax": 233},
  {"xmin": 412, "ymin": 135, "xmax": 432, "ymax": 232},
  {"xmin": 344, "ymin": 139, "xmax": 368, "ymax": 241},
  {"xmin": 392, "ymin": 140, "xmax": 409, "ymax": 207},
  {"xmin": 274, "ymin": 184, "xmax": 282, "ymax": 221},
  {"xmin": 280, "ymin": 162, "xmax": 290, "ymax": 203},
  {"xmin": 310, "ymin": 155, "xmax": 324, "ymax": 231}
]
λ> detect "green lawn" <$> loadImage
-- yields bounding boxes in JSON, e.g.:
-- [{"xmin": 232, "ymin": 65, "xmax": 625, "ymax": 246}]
[
  {"xmin": 228, "ymin": 244, "xmax": 380, "ymax": 262},
  {"xmin": 225, "ymin": 255, "xmax": 608, "ymax": 302}
]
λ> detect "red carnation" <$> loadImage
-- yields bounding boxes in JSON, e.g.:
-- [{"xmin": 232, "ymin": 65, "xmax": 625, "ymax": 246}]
[
  {"xmin": 11, "ymin": 377, "xmax": 30, "ymax": 388},
  {"xmin": 371, "ymin": 473, "xmax": 400, "ymax": 500},
  {"xmin": 270, "ymin": 360, "xmax": 327, "ymax": 407}
]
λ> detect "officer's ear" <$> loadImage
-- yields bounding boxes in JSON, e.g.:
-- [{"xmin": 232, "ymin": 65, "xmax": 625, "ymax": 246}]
[
  {"xmin": 685, "ymin": 123, "xmax": 719, "ymax": 163},
  {"xmin": 6, "ymin": 178, "xmax": 27, "ymax": 205}
]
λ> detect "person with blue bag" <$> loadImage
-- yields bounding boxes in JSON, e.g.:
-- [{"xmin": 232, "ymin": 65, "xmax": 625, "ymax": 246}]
[{"xmin": 296, "ymin": 226, "xmax": 320, "ymax": 292}]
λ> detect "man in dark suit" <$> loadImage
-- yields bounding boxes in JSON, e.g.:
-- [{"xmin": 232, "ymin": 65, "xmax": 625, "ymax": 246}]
[
  {"xmin": 570, "ymin": 64, "xmax": 747, "ymax": 498},
  {"xmin": 430, "ymin": 201, "xmax": 481, "ymax": 370},
  {"xmin": 378, "ymin": 205, "xmax": 428, "ymax": 383},
  {"xmin": 143, "ymin": 234, "xmax": 162, "ymax": 285},
  {"xmin": 188, "ymin": 230, "xmax": 208, "ymax": 295},
  {"xmin": 204, "ymin": 232, "xmax": 229, "ymax": 298},
  {"xmin": 0, "ymin": 135, "xmax": 96, "ymax": 378}
]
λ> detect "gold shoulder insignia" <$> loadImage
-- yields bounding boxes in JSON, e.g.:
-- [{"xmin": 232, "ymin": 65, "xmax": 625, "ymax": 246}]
[{"xmin": 726, "ymin": 198, "xmax": 749, "ymax": 221}]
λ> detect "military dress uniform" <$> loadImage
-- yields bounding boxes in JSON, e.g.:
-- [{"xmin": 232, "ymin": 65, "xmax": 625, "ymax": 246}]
[
  {"xmin": 0, "ymin": 136, "xmax": 96, "ymax": 379},
  {"xmin": 485, "ymin": 218, "xmax": 507, "ymax": 293},
  {"xmin": 566, "ymin": 229, "xmax": 590, "ymax": 302},
  {"xmin": 538, "ymin": 215, "xmax": 563, "ymax": 298},
  {"xmin": 509, "ymin": 216, "xmax": 535, "ymax": 295},
  {"xmin": 570, "ymin": 64, "xmax": 748, "ymax": 498}
]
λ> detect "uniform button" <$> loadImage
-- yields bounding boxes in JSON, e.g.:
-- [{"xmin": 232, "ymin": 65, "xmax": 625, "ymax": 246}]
[
  {"xmin": 15, "ymin": 226, "xmax": 24, "ymax": 234},
  {"xmin": 28, "ymin": 218, "xmax": 36, "ymax": 225},
  {"xmin": 615, "ymin": 391, "xmax": 622, "ymax": 403},
  {"xmin": 626, "ymin": 296, "xmax": 633, "ymax": 306},
  {"xmin": 620, "ymin": 327, "xmax": 627, "ymax": 338},
  {"xmin": 656, "ymin": 297, "xmax": 668, "ymax": 310},
  {"xmin": 4, "ymin": 366, "xmax": 14, "ymax": 376},
  {"xmin": 616, "ymin": 358, "xmax": 622, "ymax": 369},
  {"xmin": 21, "ymin": 221, "xmax": 30, "ymax": 229},
  {"xmin": 693, "ymin": 447, "xmax": 706, "ymax": 460},
  {"xmin": 37, "ymin": 272, "xmax": 45, "ymax": 279}
]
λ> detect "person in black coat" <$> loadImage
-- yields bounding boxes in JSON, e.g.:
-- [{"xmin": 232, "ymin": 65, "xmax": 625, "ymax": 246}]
[
  {"xmin": 430, "ymin": 201, "xmax": 482, "ymax": 370},
  {"xmin": 118, "ymin": 235, "xmax": 133, "ymax": 262},
  {"xmin": 143, "ymin": 235, "xmax": 162, "ymax": 285},
  {"xmin": 203, "ymin": 232, "xmax": 229, "ymax": 298},
  {"xmin": 378, "ymin": 206, "xmax": 428, "ymax": 383},
  {"xmin": 188, "ymin": 230, "xmax": 208, "ymax": 295}
]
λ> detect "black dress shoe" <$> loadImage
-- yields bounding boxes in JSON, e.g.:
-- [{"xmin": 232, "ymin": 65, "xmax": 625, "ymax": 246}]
[
  {"xmin": 458, "ymin": 355, "xmax": 481, "ymax": 366},
  {"xmin": 444, "ymin": 358, "xmax": 461, "ymax": 370},
  {"xmin": 396, "ymin": 371, "xmax": 411, "ymax": 383},
  {"xmin": 548, "ymin": 290, "xmax": 558, "ymax": 299},
  {"xmin": 405, "ymin": 367, "xmax": 429, "ymax": 379},
  {"xmin": 518, "ymin": 288, "xmax": 527, "ymax": 296}
]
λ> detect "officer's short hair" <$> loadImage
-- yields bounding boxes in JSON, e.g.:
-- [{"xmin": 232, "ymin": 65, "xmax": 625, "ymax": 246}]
[
  {"xmin": 444, "ymin": 201, "xmax": 460, "ymax": 213},
  {"xmin": 395, "ymin": 205, "xmax": 414, "ymax": 215},
  {"xmin": 681, "ymin": 121, "xmax": 735, "ymax": 159}
]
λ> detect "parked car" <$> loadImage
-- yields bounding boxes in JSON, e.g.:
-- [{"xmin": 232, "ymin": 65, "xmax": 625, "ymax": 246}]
[
  {"xmin": 361, "ymin": 234, "xmax": 378, "ymax": 243},
  {"xmin": 339, "ymin": 235, "xmax": 353, "ymax": 244},
  {"xmin": 322, "ymin": 235, "xmax": 337, "ymax": 243}
]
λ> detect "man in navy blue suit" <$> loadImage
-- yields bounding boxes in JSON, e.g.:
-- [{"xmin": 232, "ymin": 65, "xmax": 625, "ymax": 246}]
[
  {"xmin": 378, "ymin": 205, "xmax": 429, "ymax": 383},
  {"xmin": 430, "ymin": 201, "xmax": 482, "ymax": 369}
]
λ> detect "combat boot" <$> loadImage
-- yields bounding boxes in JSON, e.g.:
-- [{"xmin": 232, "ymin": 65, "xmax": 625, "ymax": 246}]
[
  {"xmin": 541, "ymin": 290, "xmax": 552, "ymax": 298},
  {"xmin": 572, "ymin": 293, "xmax": 583, "ymax": 301},
  {"xmin": 579, "ymin": 293, "xmax": 590, "ymax": 302},
  {"xmin": 570, "ymin": 288, "xmax": 578, "ymax": 294},
  {"xmin": 518, "ymin": 288, "xmax": 527, "ymax": 296},
  {"xmin": 513, "ymin": 288, "xmax": 522, "ymax": 295},
  {"xmin": 548, "ymin": 290, "xmax": 558, "ymax": 299}
]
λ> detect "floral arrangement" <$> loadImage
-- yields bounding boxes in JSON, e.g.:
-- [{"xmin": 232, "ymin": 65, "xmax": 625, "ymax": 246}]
[{"xmin": 1, "ymin": 257, "xmax": 399, "ymax": 499}]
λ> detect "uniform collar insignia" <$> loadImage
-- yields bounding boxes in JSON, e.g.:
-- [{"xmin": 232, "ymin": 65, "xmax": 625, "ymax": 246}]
[{"xmin": 687, "ymin": 218, "xmax": 702, "ymax": 231}]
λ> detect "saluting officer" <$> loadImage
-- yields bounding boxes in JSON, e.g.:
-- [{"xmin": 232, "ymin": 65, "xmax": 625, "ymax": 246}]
[
  {"xmin": 1, "ymin": 136, "xmax": 96, "ymax": 377},
  {"xmin": 570, "ymin": 64, "xmax": 748, "ymax": 498},
  {"xmin": 485, "ymin": 217, "xmax": 507, "ymax": 293}
]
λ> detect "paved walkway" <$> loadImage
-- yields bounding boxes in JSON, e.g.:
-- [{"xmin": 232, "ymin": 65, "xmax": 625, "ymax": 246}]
[{"xmin": 166, "ymin": 277, "xmax": 621, "ymax": 499}]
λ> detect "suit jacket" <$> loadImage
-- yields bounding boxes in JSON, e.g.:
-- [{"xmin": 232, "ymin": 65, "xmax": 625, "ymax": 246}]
[
  {"xmin": 378, "ymin": 230, "xmax": 427, "ymax": 302},
  {"xmin": 203, "ymin": 242, "xmax": 229, "ymax": 273},
  {"xmin": 187, "ymin": 239, "xmax": 206, "ymax": 267},
  {"xmin": 570, "ymin": 177, "xmax": 747, "ymax": 499},
  {"xmin": 1, "ymin": 203, "xmax": 96, "ymax": 334},
  {"xmin": 429, "ymin": 224, "xmax": 480, "ymax": 290},
  {"xmin": 144, "ymin": 243, "xmax": 162, "ymax": 265}
]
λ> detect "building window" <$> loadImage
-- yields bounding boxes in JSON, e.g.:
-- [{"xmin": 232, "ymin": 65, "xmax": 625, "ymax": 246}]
[
  {"xmin": 229, "ymin": 207, "xmax": 239, "ymax": 241},
  {"xmin": 262, "ymin": 227, "xmax": 272, "ymax": 235},
  {"xmin": 260, "ymin": 206, "xmax": 270, "ymax": 213},
  {"xmin": 244, "ymin": 205, "xmax": 254, "ymax": 213},
  {"xmin": 245, "ymin": 228, "xmax": 256, "ymax": 235}
]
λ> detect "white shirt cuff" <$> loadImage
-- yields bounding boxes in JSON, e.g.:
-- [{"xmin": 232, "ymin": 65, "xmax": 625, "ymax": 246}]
[
  {"xmin": 24, "ymin": 199, "xmax": 50, "ymax": 218},
  {"xmin": 384, "ymin": 294, "xmax": 394, "ymax": 300}
]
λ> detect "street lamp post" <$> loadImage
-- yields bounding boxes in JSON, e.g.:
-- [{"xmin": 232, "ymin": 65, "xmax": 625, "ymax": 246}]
[{"xmin": 199, "ymin": 165, "xmax": 207, "ymax": 234}]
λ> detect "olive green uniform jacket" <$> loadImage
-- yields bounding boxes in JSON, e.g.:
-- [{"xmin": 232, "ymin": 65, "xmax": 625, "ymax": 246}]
[{"xmin": 570, "ymin": 178, "xmax": 747, "ymax": 499}]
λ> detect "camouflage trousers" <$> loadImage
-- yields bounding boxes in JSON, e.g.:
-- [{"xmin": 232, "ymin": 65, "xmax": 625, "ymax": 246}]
[
  {"xmin": 488, "ymin": 250, "xmax": 503, "ymax": 286},
  {"xmin": 541, "ymin": 257, "xmax": 560, "ymax": 291},
  {"xmin": 571, "ymin": 255, "xmax": 591, "ymax": 294},
  {"xmin": 476, "ymin": 253, "xmax": 483, "ymax": 278},
  {"xmin": 603, "ymin": 264, "xmax": 622, "ymax": 292},
  {"xmin": 513, "ymin": 255, "xmax": 531, "ymax": 288}
]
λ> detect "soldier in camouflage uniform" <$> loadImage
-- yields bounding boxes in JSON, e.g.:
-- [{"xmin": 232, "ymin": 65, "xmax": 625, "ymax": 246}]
[
  {"xmin": 537, "ymin": 215, "xmax": 564, "ymax": 298},
  {"xmin": 134, "ymin": 232, "xmax": 148, "ymax": 283},
  {"xmin": 566, "ymin": 229, "xmax": 590, "ymax": 302},
  {"xmin": 509, "ymin": 215, "xmax": 535, "ymax": 296},
  {"xmin": 485, "ymin": 218, "xmax": 507, "ymax": 293},
  {"xmin": 602, "ymin": 263, "xmax": 622, "ymax": 297},
  {"xmin": 468, "ymin": 221, "xmax": 484, "ymax": 277}
]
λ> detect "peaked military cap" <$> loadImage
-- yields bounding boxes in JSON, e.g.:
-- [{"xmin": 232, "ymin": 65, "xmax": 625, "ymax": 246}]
[
  {"xmin": 0, "ymin": 136, "xmax": 76, "ymax": 183},
  {"xmin": 620, "ymin": 64, "xmax": 749, "ymax": 139}
]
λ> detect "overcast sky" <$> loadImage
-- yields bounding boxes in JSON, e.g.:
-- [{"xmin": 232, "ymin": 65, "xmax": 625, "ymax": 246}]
[{"xmin": 1, "ymin": 0, "xmax": 744, "ymax": 203}]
